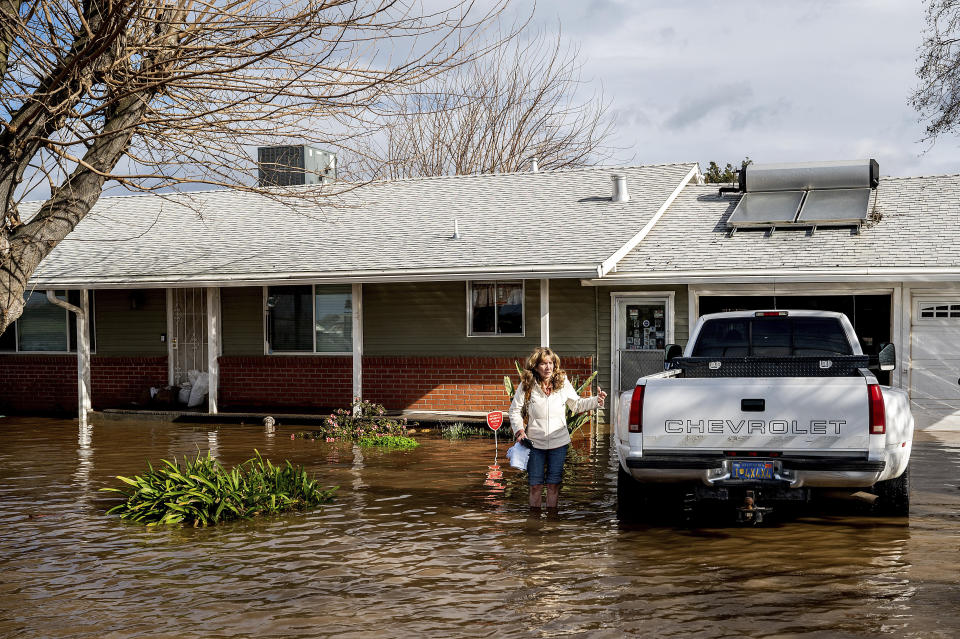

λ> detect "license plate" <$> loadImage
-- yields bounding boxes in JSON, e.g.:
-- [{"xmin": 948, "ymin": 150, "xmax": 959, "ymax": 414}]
[{"xmin": 731, "ymin": 460, "xmax": 775, "ymax": 480}]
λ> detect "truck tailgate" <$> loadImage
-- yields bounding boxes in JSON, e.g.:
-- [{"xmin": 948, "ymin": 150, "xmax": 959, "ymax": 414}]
[{"xmin": 642, "ymin": 377, "xmax": 870, "ymax": 453}]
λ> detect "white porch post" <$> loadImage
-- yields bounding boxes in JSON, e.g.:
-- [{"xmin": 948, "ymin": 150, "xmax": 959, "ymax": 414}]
[
  {"xmin": 540, "ymin": 279, "xmax": 550, "ymax": 347},
  {"xmin": 206, "ymin": 287, "xmax": 221, "ymax": 414},
  {"xmin": 352, "ymin": 284, "xmax": 363, "ymax": 409},
  {"xmin": 45, "ymin": 290, "xmax": 91, "ymax": 426},
  {"xmin": 77, "ymin": 290, "xmax": 91, "ymax": 425}
]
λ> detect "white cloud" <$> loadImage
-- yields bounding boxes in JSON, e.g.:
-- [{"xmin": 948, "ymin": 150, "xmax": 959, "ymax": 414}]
[{"xmin": 499, "ymin": 0, "xmax": 959, "ymax": 176}]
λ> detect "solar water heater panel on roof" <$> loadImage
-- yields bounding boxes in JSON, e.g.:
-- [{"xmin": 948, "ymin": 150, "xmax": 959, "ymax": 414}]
[
  {"xmin": 796, "ymin": 188, "xmax": 871, "ymax": 225},
  {"xmin": 726, "ymin": 191, "xmax": 805, "ymax": 227}
]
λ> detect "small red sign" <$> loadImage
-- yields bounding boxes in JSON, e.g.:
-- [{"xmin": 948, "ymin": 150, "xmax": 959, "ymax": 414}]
[{"xmin": 486, "ymin": 411, "xmax": 503, "ymax": 431}]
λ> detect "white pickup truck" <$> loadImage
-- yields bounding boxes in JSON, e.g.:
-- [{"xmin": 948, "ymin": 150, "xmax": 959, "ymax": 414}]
[{"xmin": 615, "ymin": 310, "xmax": 914, "ymax": 522}]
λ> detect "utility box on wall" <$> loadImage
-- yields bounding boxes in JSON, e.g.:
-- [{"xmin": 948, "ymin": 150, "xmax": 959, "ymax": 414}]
[{"xmin": 257, "ymin": 145, "xmax": 337, "ymax": 186}]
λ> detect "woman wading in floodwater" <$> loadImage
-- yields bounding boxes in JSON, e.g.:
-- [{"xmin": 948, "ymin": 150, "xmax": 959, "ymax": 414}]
[{"xmin": 509, "ymin": 347, "xmax": 606, "ymax": 509}]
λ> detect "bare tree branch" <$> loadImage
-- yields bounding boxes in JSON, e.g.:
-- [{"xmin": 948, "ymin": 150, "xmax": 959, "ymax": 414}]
[
  {"xmin": 346, "ymin": 29, "xmax": 615, "ymax": 180},
  {"xmin": 913, "ymin": 0, "xmax": 960, "ymax": 142},
  {"xmin": 0, "ymin": 0, "xmax": 509, "ymax": 333}
]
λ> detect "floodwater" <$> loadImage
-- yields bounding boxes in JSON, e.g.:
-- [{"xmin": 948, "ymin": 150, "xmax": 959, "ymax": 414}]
[{"xmin": 0, "ymin": 418, "xmax": 958, "ymax": 639}]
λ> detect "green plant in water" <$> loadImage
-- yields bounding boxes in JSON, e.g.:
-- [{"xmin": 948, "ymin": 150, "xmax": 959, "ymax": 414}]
[
  {"xmin": 101, "ymin": 451, "xmax": 336, "ymax": 527},
  {"xmin": 297, "ymin": 398, "xmax": 411, "ymax": 442},
  {"xmin": 440, "ymin": 421, "xmax": 471, "ymax": 439},
  {"xmin": 356, "ymin": 435, "xmax": 420, "ymax": 449},
  {"xmin": 503, "ymin": 362, "xmax": 598, "ymax": 436}
]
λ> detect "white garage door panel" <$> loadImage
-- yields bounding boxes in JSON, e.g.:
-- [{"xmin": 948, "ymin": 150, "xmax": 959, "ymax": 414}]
[
  {"xmin": 911, "ymin": 300, "xmax": 960, "ymax": 430},
  {"xmin": 911, "ymin": 326, "xmax": 960, "ymax": 360},
  {"xmin": 910, "ymin": 365, "xmax": 960, "ymax": 400}
]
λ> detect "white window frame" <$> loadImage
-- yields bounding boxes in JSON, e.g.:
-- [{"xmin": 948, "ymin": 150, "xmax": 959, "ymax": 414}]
[
  {"xmin": 914, "ymin": 299, "xmax": 960, "ymax": 322},
  {"xmin": 466, "ymin": 280, "xmax": 526, "ymax": 337},
  {"xmin": 262, "ymin": 284, "xmax": 353, "ymax": 355},
  {"xmin": 0, "ymin": 290, "xmax": 96, "ymax": 355}
]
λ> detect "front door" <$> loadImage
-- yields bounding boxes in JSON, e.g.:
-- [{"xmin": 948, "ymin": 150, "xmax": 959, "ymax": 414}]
[
  {"xmin": 611, "ymin": 294, "xmax": 673, "ymax": 426},
  {"xmin": 170, "ymin": 288, "xmax": 208, "ymax": 386}
]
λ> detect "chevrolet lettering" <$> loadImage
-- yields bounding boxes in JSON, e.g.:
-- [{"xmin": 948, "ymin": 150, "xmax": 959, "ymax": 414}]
[{"xmin": 663, "ymin": 419, "xmax": 846, "ymax": 435}]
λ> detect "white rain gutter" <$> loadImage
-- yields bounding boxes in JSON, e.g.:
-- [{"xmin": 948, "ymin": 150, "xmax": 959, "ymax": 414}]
[
  {"xmin": 29, "ymin": 263, "xmax": 601, "ymax": 290},
  {"xmin": 46, "ymin": 290, "xmax": 91, "ymax": 427},
  {"xmin": 580, "ymin": 266, "xmax": 960, "ymax": 286},
  {"xmin": 595, "ymin": 164, "xmax": 700, "ymax": 278}
]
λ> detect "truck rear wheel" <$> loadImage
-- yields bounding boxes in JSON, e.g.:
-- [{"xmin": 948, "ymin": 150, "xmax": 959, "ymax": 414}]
[
  {"xmin": 617, "ymin": 465, "xmax": 648, "ymax": 521},
  {"xmin": 872, "ymin": 466, "xmax": 910, "ymax": 516}
]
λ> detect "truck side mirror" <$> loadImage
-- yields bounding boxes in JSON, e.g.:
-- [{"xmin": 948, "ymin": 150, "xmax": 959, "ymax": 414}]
[
  {"xmin": 878, "ymin": 343, "xmax": 896, "ymax": 371},
  {"xmin": 664, "ymin": 343, "xmax": 683, "ymax": 363}
]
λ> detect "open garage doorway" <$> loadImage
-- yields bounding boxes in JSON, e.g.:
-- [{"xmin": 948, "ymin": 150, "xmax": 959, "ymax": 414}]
[{"xmin": 698, "ymin": 294, "xmax": 891, "ymax": 383}]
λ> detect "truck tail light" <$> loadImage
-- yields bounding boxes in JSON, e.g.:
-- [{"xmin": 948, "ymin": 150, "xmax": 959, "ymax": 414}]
[
  {"xmin": 628, "ymin": 385, "xmax": 645, "ymax": 433},
  {"xmin": 868, "ymin": 383, "xmax": 885, "ymax": 435}
]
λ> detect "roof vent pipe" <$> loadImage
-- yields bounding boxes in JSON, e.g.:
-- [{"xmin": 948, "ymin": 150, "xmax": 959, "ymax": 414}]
[
  {"xmin": 611, "ymin": 174, "xmax": 629, "ymax": 202},
  {"xmin": 530, "ymin": 158, "xmax": 539, "ymax": 173}
]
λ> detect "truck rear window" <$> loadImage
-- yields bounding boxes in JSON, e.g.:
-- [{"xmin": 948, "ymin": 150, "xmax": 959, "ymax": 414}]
[{"xmin": 692, "ymin": 317, "xmax": 854, "ymax": 357}]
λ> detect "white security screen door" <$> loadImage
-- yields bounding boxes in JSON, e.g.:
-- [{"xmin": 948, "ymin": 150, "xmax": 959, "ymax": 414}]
[
  {"xmin": 611, "ymin": 293, "xmax": 674, "ymax": 426},
  {"xmin": 170, "ymin": 288, "xmax": 208, "ymax": 385}
]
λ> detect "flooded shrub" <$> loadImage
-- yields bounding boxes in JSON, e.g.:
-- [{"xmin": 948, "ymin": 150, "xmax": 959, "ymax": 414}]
[
  {"xmin": 101, "ymin": 451, "xmax": 336, "ymax": 527},
  {"xmin": 356, "ymin": 435, "xmax": 419, "ymax": 449},
  {"xmin": 441, "ymin": 421, "xmax": 472, "ymax": 439},
  {"xmin": 297, "ymin": 398, "xmax": 411, "ymax": 442}
]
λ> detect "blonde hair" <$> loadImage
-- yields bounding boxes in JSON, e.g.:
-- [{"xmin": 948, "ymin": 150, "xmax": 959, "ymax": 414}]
[{"xmin": 520, "ymin": 346, "xmax": 567, "ymax": 391}]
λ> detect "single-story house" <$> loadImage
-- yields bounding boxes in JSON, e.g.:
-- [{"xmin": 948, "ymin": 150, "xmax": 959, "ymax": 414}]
[{"xmin": 2, "ymin": 157, "xmax": 959, "ymax": 431}]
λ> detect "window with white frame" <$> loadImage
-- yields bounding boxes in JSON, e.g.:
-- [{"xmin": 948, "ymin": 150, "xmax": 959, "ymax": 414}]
[
  {"xmin": 917, "ymin": 301, "xmax": 960, "ymax": 320},
  {"xmin": 265, "ymin": 285, "xmax": 352, "ymax": 353},
  {"xmin": 468, "ymin": 280, "xmax": 524, "ymax": 336},
  {"xmin": 0, "ymin": 290, "xmax": 96, "ymax": 353}
]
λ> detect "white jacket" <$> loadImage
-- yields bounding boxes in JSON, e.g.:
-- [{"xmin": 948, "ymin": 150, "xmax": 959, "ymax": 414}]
[{"xmin": 508, "ymin": 379, "xmax": 599, "ymax": 449}]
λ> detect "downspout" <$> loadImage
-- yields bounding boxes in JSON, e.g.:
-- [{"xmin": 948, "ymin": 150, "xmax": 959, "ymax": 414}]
[{"xmin": 46, "ymin": 290, "xmax": 91, "ymax": 427}]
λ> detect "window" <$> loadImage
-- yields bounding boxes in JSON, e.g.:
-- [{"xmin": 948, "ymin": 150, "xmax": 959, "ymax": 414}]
[
  {"xmin": 469, "ymin": 281, "xmax": 523, "ymax": 336},
  {"xmin": 692, "ymin": 317, "xmax": 852, "ymax": 357},
  {"xmin": 0, "ymin": 290, "xmax": 96, "ymax": 353},
  {"xmin": 265, "ymin": 285, "xmax": 352, "ymax": 353},
  {"xmin": 919, "ymin": 302, "xmax": 960, "ymax": 319}
]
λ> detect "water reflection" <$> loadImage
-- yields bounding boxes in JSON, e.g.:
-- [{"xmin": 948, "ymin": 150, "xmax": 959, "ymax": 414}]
[{"xmin": 0, "ymin": 418, "xmax": 956, "ymax": 639}]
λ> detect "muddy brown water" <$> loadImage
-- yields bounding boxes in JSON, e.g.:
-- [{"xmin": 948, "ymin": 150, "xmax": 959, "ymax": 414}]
[{"xmin": 0, "ymin": 417, "xmax": 958, "ymax": 639}]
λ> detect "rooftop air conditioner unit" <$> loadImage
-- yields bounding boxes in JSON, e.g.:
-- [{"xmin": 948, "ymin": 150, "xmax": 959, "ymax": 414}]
[{"xmin": 257, "ymin": 145, "xmax": 337, "ymax": 186}]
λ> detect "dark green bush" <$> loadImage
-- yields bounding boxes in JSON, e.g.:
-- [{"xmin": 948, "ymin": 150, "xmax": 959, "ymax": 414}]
[{"xmin": 102, "ymin": 451, "xmax": 336, "ymax": 527}]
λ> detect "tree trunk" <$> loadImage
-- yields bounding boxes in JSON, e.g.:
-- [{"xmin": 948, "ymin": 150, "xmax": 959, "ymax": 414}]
[{"xmin": 0, "ymin": 94, "xmax": 147, "ymax": 335}]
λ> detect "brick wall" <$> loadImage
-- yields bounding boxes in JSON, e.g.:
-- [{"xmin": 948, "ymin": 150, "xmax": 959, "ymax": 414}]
[
  {"xmin": 218, "ymin": 354, "xmax": 594, "ymax": 413},
  {"xmin": 0, "ymin": 355, "xmax": 167, "ymax": 414},
  {"xmin": 218, "ymin": 356, "xmax": 353, "ymax": 411},
  {"xmin": 0, "ymin": 355, "xmax": 78, "ymax": 414},
  {"xmin": 363, "ymin": 355, "xmax": 594, "ymax": 412},
  {"xmin": 0, "ymin": 353, "xmax": 595, "ymax": 415},
  {"xmin": 91, "ymin": 357, "xmax": 168, "ymax": 408}
]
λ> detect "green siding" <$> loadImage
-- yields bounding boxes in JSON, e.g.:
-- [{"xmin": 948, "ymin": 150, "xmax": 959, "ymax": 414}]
[
  {"xmin": 94, "ymin": 289, "xmax": 167, "ymax": 355},
  {"xmin": 363, "ymin": 280, "xmax": 542, "ymax": 356},
  {"xmin": 547, "ymin": 279, "xmax": 598, "ymax": 358},
  {"xmin": 221, "ymin": 287, "xmax": 264, "ymax": 356}
]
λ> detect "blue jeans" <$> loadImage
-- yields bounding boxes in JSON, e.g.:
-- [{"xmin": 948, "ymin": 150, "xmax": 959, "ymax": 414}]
[{"xmin": 527, "ymin": 445, "xmax": 568, "ymax": 486}]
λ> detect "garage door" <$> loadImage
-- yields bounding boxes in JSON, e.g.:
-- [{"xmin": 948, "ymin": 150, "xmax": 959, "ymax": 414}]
[{"xmin": 911, "ymin": 300, "xmax": 960, "ymax": 430}]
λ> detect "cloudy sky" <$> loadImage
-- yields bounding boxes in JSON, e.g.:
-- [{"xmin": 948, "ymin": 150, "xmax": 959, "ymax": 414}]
[{"xmin": 512, "ymin": 0, "xmax": 959, "ymax": 177}]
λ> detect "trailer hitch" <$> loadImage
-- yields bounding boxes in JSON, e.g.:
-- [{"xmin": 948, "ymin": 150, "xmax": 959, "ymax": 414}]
[{"xmin": 736, "ymin": 490, "xmax": 772, "ymax": 525}]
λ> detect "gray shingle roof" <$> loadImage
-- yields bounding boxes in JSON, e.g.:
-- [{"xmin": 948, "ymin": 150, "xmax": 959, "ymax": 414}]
[
  {"xmin": 613, "ymin": 175, "xmax": 960, "ymax": 278},
  {"xmin": 27, "ymin": 163, "xmax": 697, "ymax": 287}
]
